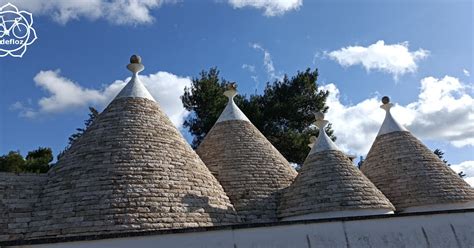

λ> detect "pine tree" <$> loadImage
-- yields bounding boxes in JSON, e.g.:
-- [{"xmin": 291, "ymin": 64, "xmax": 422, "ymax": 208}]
[
  {"xmin": 181, "ymin": 67, "xmax": 334, "ymax": 165},
  {"xmin": 57, "ymin": 107, "xmax": 100, "ymax": 160},
  {"xmin": 434, "ymin": 149, "xmax": 465, "ymax": 178}
]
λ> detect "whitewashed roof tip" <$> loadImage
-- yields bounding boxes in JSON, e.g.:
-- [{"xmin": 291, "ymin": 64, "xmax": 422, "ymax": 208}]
[
  {"xmin": 377, "ymin": 96, "xmax": 407, "ymax": 136},
  {"xmin": 115, "ymin": 55, "xmax": 156, "ymax": 102},
  {"xmin": 216, "ymin": 83, "xmax": 250, "ymax": 123},
  {"xmin": 309, "ymin": 111, "xmax": 339, "ymax": 154}
]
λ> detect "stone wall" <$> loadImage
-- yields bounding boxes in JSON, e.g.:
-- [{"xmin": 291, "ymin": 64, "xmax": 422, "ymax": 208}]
[
  {"xmin": 4, "ymin": 210, "xmax": 473, "ymax": 248},
  {"xmin": 0, "ymin": 173, "xmax": 47, "ymax": 241}
]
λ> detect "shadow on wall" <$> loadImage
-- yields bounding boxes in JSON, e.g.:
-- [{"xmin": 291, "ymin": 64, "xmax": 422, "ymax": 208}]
[{"xmin": 182, "ymin": 194, "xmax": 242, "ymax": 225}]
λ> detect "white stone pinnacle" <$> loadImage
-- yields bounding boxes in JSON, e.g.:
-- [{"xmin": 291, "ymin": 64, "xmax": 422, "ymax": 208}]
[
  {"xmin": 309, "ymin": 112, "xmax": 339, "ymax": 155},
  {"xmin": 115, "ymin": 56, "xmax": 156, "ymax": 102},
  {"xmin": 216, "ymin": 88, "xmax": 250, "ymax": 123},
  {"xmin": 377, "ymin": 102, "xmax": 407, "ymax": 136}
]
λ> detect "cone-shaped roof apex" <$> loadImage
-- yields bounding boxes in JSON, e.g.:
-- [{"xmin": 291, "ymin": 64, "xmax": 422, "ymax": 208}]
[
  {"xmin": 279, "ymin": 111, "xmax": 394, "ymax": 220},
  {"xmin": 377, "ymin": 96, "xmax": 406, "ymax": 136},
  {"xmin": 22, "ymin": 55, "xmax": 240, "ymax": 239},
  {"xmin": 361, "ymin": 96, "xmax": 474, "ymax": 212},
  {"xmin": 197, "ymin": 84, "xmax": 296, "ymax": 223},
  {"xmin": 309, "ymin": 112, "xmax": 339, "ymax": 154},
  {"xmin": 216, "ymin": 83, "xmax": 250, "ymax": 123},
  {"xmin": 115, "ymin": 55, "xmax": 156, "ymax": 102}
]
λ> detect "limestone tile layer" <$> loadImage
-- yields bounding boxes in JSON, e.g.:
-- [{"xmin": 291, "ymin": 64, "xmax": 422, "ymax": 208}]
[
  {"xmin": 361, "ymin": 131, "xmax": 474, "ymax": 211},
  {"xmin": 278, "ymin": 150, "xmax": 394, "ymax": 219},
  {"xmin": 0, "ymin": 173, "xmax": 47, "ymax": 241},
  {"xmin": 16, "ymin": 98, "xmax": 240, "ymax": 241},
  {"xmin": 197, "ymin": 120, "xmax": 297, "ymax": 223}
]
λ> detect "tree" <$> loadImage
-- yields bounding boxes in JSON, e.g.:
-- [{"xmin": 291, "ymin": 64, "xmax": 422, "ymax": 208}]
[
  {"xmin": 181, "ymin": 68, "xmax": 229, "ymax": 146},
  {"xmin": 57, "ymin": 107, "xmax": 100, "ymax": 160},
  {"xmin": 181, "ymin": 67, "xmax": 334, "ymax": 165},
  {"xmin": 0, "ymin": 147, "xmax": 53, "ymax": 173},
  {"xmin": 68, "ymin": 107, "xmax": 100, "ymax": 146},
  {"xmin": 357, "ymin": 156, "xmax": 364, "ymax": 169},
  {"xmin": 24, "ymin": 147, "xmax": 53, "ymax": 173},
  {"xmin": 256, "ymin": 69, "xmax": 334, "ymax": 164},
  {"xmin": 0, "ymin": 151, "xmax": 25, "ymax": 173},
  {"xmin": 434, "ymin": 149, "xmax": 465, "ymax": 178}
]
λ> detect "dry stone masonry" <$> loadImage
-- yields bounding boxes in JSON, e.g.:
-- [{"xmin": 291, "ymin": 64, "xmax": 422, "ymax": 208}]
[
  {"xmin": 279, "ymin": 113, "xmax": 394, "ymax": 220},
  {"xmin": 0, "ymin": 173, "xmax": 47, "ymax": 241},
  {"xmin": 1, "ymin": 59, "xmax": 473, "ymax": 246},
  {"xmin": 197, "ymin": 86, "xmax": 297, "ymax": 223},
  {"xmin": 0, "ymin": 56, "xmax": 240, "ymax": 242},
  {"xmin": 362, "ymin": 131, "xmax": 474, "ymax": 211},
  {"xmin": 361, "ymin": 97, "xmax": 474, "ymax": 212}
]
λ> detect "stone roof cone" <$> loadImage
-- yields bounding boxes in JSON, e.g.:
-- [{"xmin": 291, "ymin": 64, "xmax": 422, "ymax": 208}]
[
  {"xmin": 361, "ymin": 96, "xmax": 474, "ymax": 213},
  {"xmin": 25, "ymin": 55, "xmax": 240, "ymax": 240},
  {"xmin": 196, "ymin": 83, "xmax": 297, "ymax": 223},
  {"xmin": 278, "ymin": 112, "xmax": 395, "ymax": 220}
]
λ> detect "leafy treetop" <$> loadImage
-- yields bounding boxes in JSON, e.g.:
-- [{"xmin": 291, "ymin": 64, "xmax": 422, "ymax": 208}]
[{"xmin": 181, "ymin": 67, "xmax": 334, "ymax": 165}]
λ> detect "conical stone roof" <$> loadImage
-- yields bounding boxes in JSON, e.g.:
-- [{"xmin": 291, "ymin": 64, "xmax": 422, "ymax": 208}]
[
  {"xmin": 279, "ymin": 112, "xmax": 395, "ymax": 220},
  {"xmin": 25, "ymin": 56, "xmax": 240, "ymax": 240},
  {"xmin": 196, "ymin": 84, "xmax": 297, "ymax": 223},
  {"xmin": 361, "ymin": 97, "xmax": 474, "ymax": 212}
]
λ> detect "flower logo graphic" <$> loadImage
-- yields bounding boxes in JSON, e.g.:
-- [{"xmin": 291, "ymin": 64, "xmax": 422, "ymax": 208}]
[{"xmin": 0, "ymin": 2, "xmax": 37, "ymax": 58}]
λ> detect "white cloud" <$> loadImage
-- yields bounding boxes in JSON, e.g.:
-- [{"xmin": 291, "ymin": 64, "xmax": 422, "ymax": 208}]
[
  {"xmin": 251, "ymin": 43, "xmax": 282, "ymax": 80},
  {"xmin": 320, "ymin": 83, "xmax": 383, "ymax": 154},
  {"xmin": 228, "ymin": 0, "xmax": 302, "ymax": 16},
  {"xmin": 4, "ymin": 0, "xmax": 301, "ymax": 24},
  {"xmin": 327, "ymin": 40, "xmax": 429, "ymax": 79},
  {"xmin": 405, "ymin": 76, "xmax": 474, "ymax": 147},
  {"xmin": 242, "ymin": 64, "xmax": 256, "ymax": 73},
  {"xmin": 2, "ymin": 0, "xmax": 176, "ymax": 25},
  {"xmin": 320, "ymin": 75, "xmax": 473, "ymax": 156},
  {"xmin": 12, "ymin": 70, "xmax": 191, "ymax": 128},
  {"xmin": 33, "ymin": 70, "xmax": 108, "ymax": 113},
  {"xmin": 463, "ymin": 69, "xmax": 470, "ymax": 77},
  {"xmin": 451, "ymin": 161, "xmax": 474, "ymax": 186},
  {"xmin": 242, "ymin": 63, "xmax": 259, "ymax": 89}
]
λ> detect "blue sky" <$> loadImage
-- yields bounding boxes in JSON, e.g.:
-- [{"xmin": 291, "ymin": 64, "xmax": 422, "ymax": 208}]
[{"xmin": 0, "ymin": 0, "xmax": 472, "ymax": 182}]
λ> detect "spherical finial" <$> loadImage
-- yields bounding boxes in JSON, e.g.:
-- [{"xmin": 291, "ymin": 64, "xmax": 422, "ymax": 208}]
[
  {"xmin": 382, "ymin": 96, "xmax": 390, "ymax": 105},
  {"xmin": 126, "ymin": 55, "xmax": 145, "ymax": 74},
  {"xmin": 314, "ymin": 111, "xmax": 325, "ymax": 121},
  {"xmin": 223, "ymin": 82, "xmax": 238, "ymax": 99},
  {"xmin": 130, "ymin": 55, "xmax": 142, "ymax": 64},
  {"xmin": 226, "ymin": 82, "xmax": 237, "ymax": 91}
]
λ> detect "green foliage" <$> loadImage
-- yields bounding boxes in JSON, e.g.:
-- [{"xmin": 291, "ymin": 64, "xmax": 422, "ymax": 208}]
[
  {"xmin": 181, "ymin": 67, "xmax": 334, "ymax": 165},
  {"xmin": 0, "ymin": 147, "xmax": 53, "ymax": 173},
  {"xmin": 434, "ymin": 148, "xmax": 465, "ymax": 178},
  {"xmin": 255, "ymin": 69, "xmax": 333, "ymax": 164},
  {"xmin": 181, "ymin": 68, "xmax": 229, "ymax": 146},
  {"xmin": 58, "ymin": 107, "xmax": 100, "ymax": 160},
  {"xmin": 68, "ymin": 107, "xmax": 100, "ymax": 146},
  {"xmin": 24, "ymin": 147, "xmax": 53, "ymax": 173},
  {"xmin": 0, "ymin": 151, "xmax": 25, "ymax": 173},
  {"xmin": 357, "ymin": 156, "xmax": 364, "ymax": 169},
  {"xmin": 434, "ymin": 149, "xmax": 449, "ymax": 165}
]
